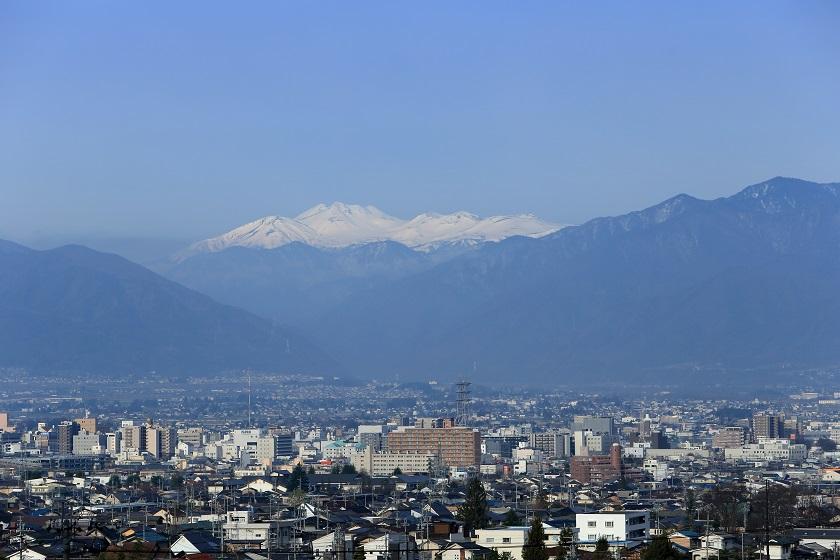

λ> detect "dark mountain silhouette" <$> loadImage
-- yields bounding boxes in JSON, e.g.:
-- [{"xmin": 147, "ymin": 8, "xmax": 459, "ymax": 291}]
[{"xmin": 0, "ymin": 241, "xmax": 335, "ymax": 375}]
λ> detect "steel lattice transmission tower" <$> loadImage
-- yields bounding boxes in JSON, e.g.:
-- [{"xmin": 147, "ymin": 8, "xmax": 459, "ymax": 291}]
[{"xmin": 455, "ymin": 381, "xmax": 471, "ymax": 426}]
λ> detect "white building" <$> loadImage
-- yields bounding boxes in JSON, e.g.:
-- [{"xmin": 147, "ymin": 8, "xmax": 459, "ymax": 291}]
[
  {"xmin": 350, "ymin": 445, "xmax": 436, "ymax": 476},
  {"xmin": 475, "ymin": 524, "xmax": 569, "ymax": 560},
  {"xmin": 643, "ymin": 458, "xmax": 669, "ymax": 482},
  {"xmin": 575, "ymin": 511, "xmax": 649, "ymax": 545},
  {"xmin": 221, "ymin": 510, "xmax": 291, "ymax": 550},
  {"xmin": 724, "ymin": 438, "xmax": 807, "ymax": 463},
  {"xmin": 72, "ymin": 432, "xmax": 105, "ymax": 455}
]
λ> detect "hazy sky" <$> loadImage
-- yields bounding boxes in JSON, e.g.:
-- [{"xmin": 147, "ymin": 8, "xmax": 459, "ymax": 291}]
[{"xmin": 2, "ymin": 1, "xmax": 839, "ymax": 244}]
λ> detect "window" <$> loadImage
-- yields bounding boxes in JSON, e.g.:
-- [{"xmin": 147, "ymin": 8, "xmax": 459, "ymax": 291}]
[
  {"xmin": 485, "ymin": 538, "xmax": 495, "ymax": 544},
  {"xmin": 502, "ymin": 538, "xmax": 511, "ymax": 544},
  {"xmin": 588, "ymin": 521, "xmax": 597, "ymax": 527},
  {"xmin": 605, "ymin": 521, "xmax": 614, "ymax": 528},
  {"xmin": 588, "ymin": 534, "xmax": 597, "ymax": 541}
]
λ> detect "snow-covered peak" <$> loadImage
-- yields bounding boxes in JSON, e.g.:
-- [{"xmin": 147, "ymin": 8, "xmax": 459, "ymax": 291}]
[
  {"xmin": 295, "ymin": 202, "xmax": 404, "ymax": 246},
  {"xmin": 180, "ymin": 203, "xmax": 564, "ymax": 257}
]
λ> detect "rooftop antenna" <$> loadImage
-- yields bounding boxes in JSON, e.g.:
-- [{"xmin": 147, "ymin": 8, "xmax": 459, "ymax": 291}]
[{"xmin": 456, "ymin": 380, "xmax": 471, "ymax": 427}]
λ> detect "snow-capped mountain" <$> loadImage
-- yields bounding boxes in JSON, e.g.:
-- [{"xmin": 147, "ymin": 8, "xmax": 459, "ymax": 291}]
[{"xmin": 180, "ymin": 203, "xmax": 562, "ymax": 257}]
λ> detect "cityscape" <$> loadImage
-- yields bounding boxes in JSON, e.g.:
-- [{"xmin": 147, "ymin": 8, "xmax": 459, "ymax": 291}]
[{"xmin": 3, "ymin": 3, "xmax": 840, "ymax": 560}]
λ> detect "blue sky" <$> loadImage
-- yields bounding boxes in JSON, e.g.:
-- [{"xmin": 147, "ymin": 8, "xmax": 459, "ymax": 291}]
[{"xmin": 1, "ymin": 1, "xmax": 839, "ymax": 244}]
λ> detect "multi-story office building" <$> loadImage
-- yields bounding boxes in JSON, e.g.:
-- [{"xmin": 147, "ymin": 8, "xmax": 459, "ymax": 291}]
[
  {"xmin": 72, "ymin": 431, "xmax": 105, "ymax": 455},
  {"xmin": 386, "ymin": 426, "xmax": 481, "ymax": 468}
]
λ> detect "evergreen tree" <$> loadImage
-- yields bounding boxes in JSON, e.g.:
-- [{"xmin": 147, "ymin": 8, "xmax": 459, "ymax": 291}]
[
  {"xmin": 458, "ymin": 477, "xmax": 489, "ymax": 534},
  {"xmin": 108, "ymin": 474, "xmax": 121, "ymax": 489},
  {"xmin": 341, "ymin": 464, "xmax": 357, "ymax": 474},
  {"xmin": 503, "ymin": 509, "xmax": 522, "ymax": 526},
  {"xmin": 523, "ymin": 517, "xmax": 548, "ymax": 560},
  {"xmin": 641, "ymin": 534, "xmax": 682, "ymax": 560},
  {"xmin": 393, "ymin": 467, "xmax": 403, "ymax": 475},
  {"xmin": 595, "ymin": 537, "xmax": 609, "ymax": 552},
  {"xmin": 289, "ymin": 464, "xmax": 309, "ymax": 490}
]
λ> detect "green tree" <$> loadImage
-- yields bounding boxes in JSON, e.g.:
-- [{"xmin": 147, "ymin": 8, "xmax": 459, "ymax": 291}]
[
  {"xmin": 393, "ymin": 467, "xmax": 403, "ymax": 475},
  {"xmin": 595, "ymin": 538, "xmax": 609, "ymax": 552},
  {"xmin": 288, "ymin": 465, "xmax": 310, "ymax": 490},
  {"xmin": 683, "ymin": 488, "xmax": 697, "ymax": 528},
  {"xmin": 641, "ymin": 534, "xmax": 682, "ymax": 560},
  {"xmin": 353, "ymin": 545, "xmax": 365, "ymax": 560},
  {"xmin": 556, "ymin": 528, "xmax": 574, "ymax": 560},
  {"xmin": 170, "ymin": 473, "xmax": 184, "ymax": 490},
  {"xmin": 331, "ymin": 464, "xmax": 342, "ymax": 474},
  {"xmin": 108, "ymin": 474, "xmax": 122, "ymax": 489},
  {"xmin": 125, "ymin": 474, "xmax": 141, "ymax": 486},
  {"xmin": 523, "ymin": 517, "xmax": 548, "ymax": 560},
  {"xmin": 150, "ymin": 475, "xmax": 163, "ymax": 488},
  {"xmin": 458, "ymin": 477, "xmax": 489, "ymax": 534},
  {"xmin": 503, "ymin": 509, "xmax": 521, "ymax": 526},
  {"xmin": 341, "ymin": 464, "xmax": 357, "ymax": 474}
]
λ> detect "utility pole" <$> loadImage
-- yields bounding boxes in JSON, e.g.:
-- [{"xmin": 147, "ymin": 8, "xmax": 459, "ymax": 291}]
[{"xmin": 764, "ymin": 480, "xmax": 770, "ymax": 560}]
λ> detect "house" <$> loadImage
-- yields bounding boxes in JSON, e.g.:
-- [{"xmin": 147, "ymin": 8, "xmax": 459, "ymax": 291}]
[
  {"xmin": 767, "ymin": 536, "xmax": 798, "ymax": 560},
  {"xmin": 311, "ymin": 530, "xmax": 355, "ymax": 560},
  {"xmin": 474, "ymin": 527, "xmax": 529, "ymax": 560},
  {"xmin": 670, "ymin": 530, "xmax": 701, "ymax": 551},
  {"xmin": 575, "ymin": 511, "xmax": 650, "ymax": 546},
  {"xmin": 438, "ymin": 541, "xmax": 494, "ymax": 560},
  {"xmin": 170, "ymin": 531, "xmax": 221, "ymax": 555},
  {"xmin": 699, "ymin": 534, "xmax": 739, "ymax": 551}
]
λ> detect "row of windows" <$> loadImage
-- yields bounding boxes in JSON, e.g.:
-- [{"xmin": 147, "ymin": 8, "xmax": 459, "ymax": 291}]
[{"xmin": 586, "ymin": 521, "xmax": 614, "ymax": 527}]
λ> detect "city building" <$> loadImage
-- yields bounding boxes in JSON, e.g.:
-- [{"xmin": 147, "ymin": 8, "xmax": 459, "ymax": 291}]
[
  {"xmin": 576, "ymin": 511, "xmax": 650, "ymax": 545},
  {"xmin": 386, "ymin": 426, "xmax": 481, "ymax": 468}
]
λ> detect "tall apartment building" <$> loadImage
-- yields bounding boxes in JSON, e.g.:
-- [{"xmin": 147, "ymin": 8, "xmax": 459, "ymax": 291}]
[
  {"xmin": 121, "ymin": 421, "xmax": 146, "ymax": 453},
  {"xmin": 177, "ymin": 428, "xmax": 205, "ymax": 447},
  {"xmin": 57, "ymin": 421, "xmax": 80, "ymax": 455},
  {"xmin": 147, "ymin": 426, "xmax": 177, "ymax": 459},
  {"xmin": 713, "ymin": 427, "xmax": 747, "ymax": 449},
  {"xmin": 529, "ymin": 431, "xmax": 571, "ymax": 458},
  {"xmin": 106, "ymin": 432, "xmax": 122, "ymax": 455},
  {"xmin": 386, "ymin": 426, "xmax": 481, "ymax": 468},
  {"xmin": 752, "ymin": 414, "xmax": 784, "ymax": 442}
]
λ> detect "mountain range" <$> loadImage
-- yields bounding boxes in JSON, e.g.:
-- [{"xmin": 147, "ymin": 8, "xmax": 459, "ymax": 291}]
[
  {"xmin": 177, "ymin": 202, "xmax": 561, "ymax": 258},
  {"xmin": 0, "ymin": 240, "xmax": 334, "ymax": 375},
  {"xmin": 5, "ymin": 177, "xmax": 840, "ymax": 385}
]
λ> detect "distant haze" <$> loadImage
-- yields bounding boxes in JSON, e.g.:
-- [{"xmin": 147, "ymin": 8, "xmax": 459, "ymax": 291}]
[{"xmin": 2, "ymin": 2, "xmax": 840, "ymax": 245}]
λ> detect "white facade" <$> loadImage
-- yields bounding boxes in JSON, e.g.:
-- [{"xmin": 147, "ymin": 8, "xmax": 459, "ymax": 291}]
[
  {"xmin": 575, "ymin": 511, "xmax": 649, "ymax": 545},
  {"xmin": 724, "ymin": 438, "xmax": 807, "ymax": 463},
  {"xmin": 351, "ymin": 445, "xmax": 435, "ymax": 476}
]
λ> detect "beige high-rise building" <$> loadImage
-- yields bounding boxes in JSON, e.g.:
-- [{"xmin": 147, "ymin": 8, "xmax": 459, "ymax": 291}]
[
  {"xmin": 713, "ymin": 427, "xmax": 747, "ymax": 449},
  {"xmin": 386, "ymin": 426, "xmax": 481, "ymax": 467},
  {"xmin": 75, "ymin": 417, "xmax": 97, "ymax": 434},
  {"xmin": 0, "ymin": 412, "xmax": 9, "ymax": 431}
]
